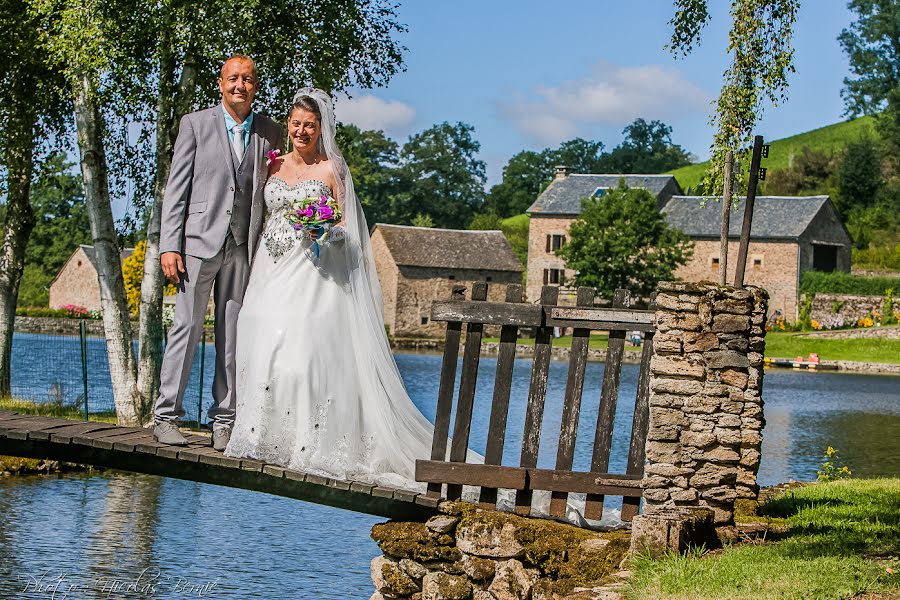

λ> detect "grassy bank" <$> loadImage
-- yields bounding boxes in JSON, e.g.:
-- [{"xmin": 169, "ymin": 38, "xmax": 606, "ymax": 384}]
[
  {"xmin": 0, "ymin": 396, "xmax": 116, "ymax": 422},
  {"xmin": 765, "ymin": 331, "xmax": 900, "ymax": 365},
  {"xmin": 480, "ymin": 333, "xmax": 644, "ymax": 354},
  {"xmin": 627, "ymin": 478, "xmax": 900, "ymax": 600}
]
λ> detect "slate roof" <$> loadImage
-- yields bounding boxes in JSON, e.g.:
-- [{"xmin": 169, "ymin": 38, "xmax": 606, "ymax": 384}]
[
  {"xmin": 80, "ymin": 244, "xmax": 135, "ymax": 267},
  {"xmin": 662, "ymin": 195, "xmax": 832, "ymax": 240},
  {"xmin": 527, "ymin": 174, "xmax": 682, "ymax": 215},
  {"xmin": 373, "ymin": 224, "xmax": 523, "ymax": 272}
]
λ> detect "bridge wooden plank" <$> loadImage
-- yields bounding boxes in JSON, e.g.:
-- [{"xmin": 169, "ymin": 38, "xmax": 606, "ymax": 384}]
[
  {"xmin": 393, "ymin": 489, "xmax": 418, "ymax": 503},
  {"xmin": 284, "ymin": 469, "xmax": 307, "ymax": 482},
  {"xmin": 621, "ymin": 297, "xmax": 656, "ymax": 522},
  {"xmin": 350, "ymin": 481, "xmax": 375, "ymax": 495},
  {"xmin": 480, "ymin": 284, "xmax": 523, "ymax": 509},
  {"xmin": 263, "ymin": 465, "xmax": 287, "ymax": 478},
  {"xmin": 135, "ymin": 439, "xmax": 166, "ymax": 455},
  {"xmin": 72, "ymin": 427, "xmax": 143, "ymax": 446},
  {"xmin": 47, "ymin": 422, "xmax": 119, "ymax": 443},
  {"xmin": 240, "ymin": 459, "xmax": 265, "ymax": 472},
  {"xmin": 585, "ymin": 289, "xmax": 629, "ymax": 520},
  {"xmin": 0, "ymin": 415, "xmax": 71, "ymax": 431},
  {"xmin": 92, "ymin": 429, "xmax": 153, "ymax": 450},
  {"xmin": 305, "ymin": 473, "xmax": 328, "ymax": 486},
  {"xmin": 326, "ymin": 478, "xmax": 352, "ymax": 491},
  {"xmin": 550, "ymin": 287, "xmax": 594, "ymax": 518},
  {"xmin": 447, "ymin": 282, "xmax": 488, "ymax": 500},
  {"xmin": 4, "ymin": 417, "xmax": 75, "ymax": 440},
  {"xmin": 112, "ymin": 432, "xmax": 161, "ymax": 453},
  {"xmin": 415, "ymin": 494, "xmax": 441, "ymax": 509},
  {"xmin": 427, "ymin": 285, "xmax": 465, "ymax": 498},
  {"xmin": 199, "ymin": 451, "xmax": 241, "ymax": 469},
  {"xmin": 0, "ymin": 410, "xmax": 20, "ymax": 419},
  {"xmin": 372, "ymin": 487, "xmax": 396, "ymax": 499},
  {"xmin": 547, "ymin": 307, "xmax": 654, "ymax": 324},
  {"xmin": 516, "ymin": 285, "xmax": 558, "ymax": 515}
]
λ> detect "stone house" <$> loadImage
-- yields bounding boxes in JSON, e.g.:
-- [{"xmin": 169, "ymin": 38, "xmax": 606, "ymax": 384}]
[
  {"xmin": 49, "ymin": 245, "xmax": 134, "ymax": 311},
  {"xmin": 525, "ymin": 169, "xmax": 683, "ymax": 304},
  {"xmin": 371, "ymin": 224, "xmax": 524, "ymax": 337},
  {"xmin": 662, "ymin": 195, "xmax": 852, "ymax": 319}
]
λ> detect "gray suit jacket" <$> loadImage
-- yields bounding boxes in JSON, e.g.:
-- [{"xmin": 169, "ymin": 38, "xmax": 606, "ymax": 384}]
[{"xmin": 159, "ymin": 104, "xmax": 284, "ymax": 260}]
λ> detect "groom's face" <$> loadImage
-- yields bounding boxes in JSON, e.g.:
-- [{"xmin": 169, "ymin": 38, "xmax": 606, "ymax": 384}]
[{"xmin": 218, "ymin": 58, "xmax": 258, "ymax": 116}]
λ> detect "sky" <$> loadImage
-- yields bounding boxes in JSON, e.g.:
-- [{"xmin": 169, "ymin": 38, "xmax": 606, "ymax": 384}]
[{"xmin": 333, "ymin": 0, "xmax": 856, "ymax": 185}]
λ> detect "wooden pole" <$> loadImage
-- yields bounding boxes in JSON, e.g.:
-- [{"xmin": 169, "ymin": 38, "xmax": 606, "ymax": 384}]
[
  {"xmin": 734, "ymin": 136, "xmax": 764, "ymax": 288},
  {"xmin": 720, "ymin": 150, "xmax": 734, "ymax": 286}
]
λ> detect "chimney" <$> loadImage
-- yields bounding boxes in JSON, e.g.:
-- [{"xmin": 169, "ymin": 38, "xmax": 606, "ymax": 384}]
[{"xmin": 554, "ymin": 165, "xmax": 570, "ymax": 179}]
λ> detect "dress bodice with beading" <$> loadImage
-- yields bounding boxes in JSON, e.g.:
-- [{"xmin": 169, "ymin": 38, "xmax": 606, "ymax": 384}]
[{"xmin": 261, "ymin": 177, "xmax": 333, "ymax": 261}]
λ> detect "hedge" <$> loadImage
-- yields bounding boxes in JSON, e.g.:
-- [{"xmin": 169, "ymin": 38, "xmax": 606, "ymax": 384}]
[{"xmin": 800, "ymin": 271, "xmax": 900, "ymax": 296}]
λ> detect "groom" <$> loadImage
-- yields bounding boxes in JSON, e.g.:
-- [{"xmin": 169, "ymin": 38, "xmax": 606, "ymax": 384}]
[{"xmin": 155, "ymin": 54, "xmax": 284, "ymax": 450}]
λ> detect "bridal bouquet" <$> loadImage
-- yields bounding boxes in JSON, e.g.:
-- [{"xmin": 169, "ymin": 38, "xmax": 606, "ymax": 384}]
[{"xmin": 285, "ymin": 195, "xmax": 342, "ymax": 256}]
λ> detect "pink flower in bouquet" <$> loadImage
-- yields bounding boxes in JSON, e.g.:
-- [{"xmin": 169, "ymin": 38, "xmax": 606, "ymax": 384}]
[{"xmin": 318, "ymin": 205, "xmax": 335, "ymax": 220}]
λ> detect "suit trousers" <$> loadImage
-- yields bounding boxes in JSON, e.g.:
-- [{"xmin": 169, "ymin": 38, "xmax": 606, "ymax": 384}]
[{"xmin": 155, "ymin": 234, "xmax": 250, "ymax": 427}]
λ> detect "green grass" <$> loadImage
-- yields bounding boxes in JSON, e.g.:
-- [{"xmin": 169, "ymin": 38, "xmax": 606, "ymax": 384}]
[
  {"xmin": 669, "ymin": 116, "xmax": 877, "ymax": 193},
  {"xmin": 764, "ymin": 331, "xmax": 900, "ymax": 364},
  {"xmin": 628, "ymin": 478, "xmax": 900, "ymax": 600},
  {"xmin": 0, "ymin": 396, "xmax": 117, "ymax": 423}
]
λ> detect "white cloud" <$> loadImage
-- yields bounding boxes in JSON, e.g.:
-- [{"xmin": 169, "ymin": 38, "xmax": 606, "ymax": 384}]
[
  {"xmin": 498, "ymin": 62, "xmax": 711, "ymax": 145},
  {"xmin": 334, "ymin": 94, "xmax": 416, "ymax": 135}
]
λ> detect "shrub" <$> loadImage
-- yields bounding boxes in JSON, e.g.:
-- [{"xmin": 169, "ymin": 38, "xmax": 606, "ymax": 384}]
[
  {"xmin": 15, "ymin": 305, "xmax": 99, "ymax": 319},
  {"xmin": 800, "ymin": 271, "xmax": 900, "ymax": 296}
]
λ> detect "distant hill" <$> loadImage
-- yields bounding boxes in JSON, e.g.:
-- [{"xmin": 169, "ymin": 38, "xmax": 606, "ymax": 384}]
[{"xmin": 669, "ymin": 115, "xmax": 877, "ymax": 193}]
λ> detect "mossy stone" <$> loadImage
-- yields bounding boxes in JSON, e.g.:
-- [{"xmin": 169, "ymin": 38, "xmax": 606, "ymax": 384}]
[{"xmin": 372, "ymin": 521, "xmax": 461, "ymax": 562}]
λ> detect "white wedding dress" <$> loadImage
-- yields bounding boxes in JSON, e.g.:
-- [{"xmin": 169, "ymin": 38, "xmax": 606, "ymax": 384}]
[{"xmin": 224, "ymin": 177, "xmax": 436, "ymax": 490}]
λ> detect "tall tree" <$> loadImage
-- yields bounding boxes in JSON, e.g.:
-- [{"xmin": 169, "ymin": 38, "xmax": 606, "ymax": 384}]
[
  {"xmin": 669, "ymin": 0, "xmax": 800, "ymax": 195},
  {"xmin": 558, "ymin": 183, "xmax": 692, "ymax": 300},
  {"xmin": 336, "ymin": 123, "xmax": 402, "ymax": 225},
  {"xmin": 548, "ymin": 138, "xmax": 605, "ymax": 174},
  {"xmin": 596, "ymin": 118, "xmax": 693, "ymax": 174},
  {"xmin": 838, "ymin": 0, "xmax": 900, "ymax": 117},
  {"xmin": 398, "ymin": 122, "xmax": 487, "ymax": 228},
  {"xmin": 484, "ymin": 150, "xmax": 555, "ymax": 217},
  {"xmin": 0, "ymin": 0, "xmax": 68, "ymax": 396}
]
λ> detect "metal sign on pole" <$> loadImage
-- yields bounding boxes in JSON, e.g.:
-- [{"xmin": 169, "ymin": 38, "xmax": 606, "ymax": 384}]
[{"xmin": 734, "ymin": 136, "xmax": 766, "ymax": 288}]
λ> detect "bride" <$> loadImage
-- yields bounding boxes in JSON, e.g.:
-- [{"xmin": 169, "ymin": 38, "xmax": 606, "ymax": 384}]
[{"xmin": 224, "ymin": 88, "xmax": 437, "ymax": 490}]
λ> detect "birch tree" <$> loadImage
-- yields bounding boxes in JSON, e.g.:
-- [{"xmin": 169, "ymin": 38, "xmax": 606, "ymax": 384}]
[{"xmin": 0, "ymin": 0, "xmax": 68, "ymax": 396}]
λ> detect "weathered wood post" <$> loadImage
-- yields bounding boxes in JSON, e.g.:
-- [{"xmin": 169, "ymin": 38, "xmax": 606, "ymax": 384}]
[
  {"xmin": 719, "ymin": 150, "xmax": 734, "ymax": 286},
  {"xmin": 734, "ymin": 136, "xmax": 765, "ymax": 288}
]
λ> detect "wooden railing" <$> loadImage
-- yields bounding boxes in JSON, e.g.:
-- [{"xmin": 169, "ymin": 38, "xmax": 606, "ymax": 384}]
[{"xmin": 415, "ymin": 283, "xmax": 656, "ymax": 523}]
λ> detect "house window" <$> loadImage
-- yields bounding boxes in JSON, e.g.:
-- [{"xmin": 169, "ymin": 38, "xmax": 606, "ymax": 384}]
[
  {"xmin": 448, "ymin": 275, "xmax": 456, "ymax": 280},
  {"xmin": 545, "ymin": 234, "xmax": 566, "ymax": 252},
  {"xmin": 420, "ymin": 316, "xmax": 428, "ymax": 325},
  {"xmin": 592, "ymin": 187, "xmax": 608, "ymax": 198},
  {"xmin": 543, "ymin": 268, "xmax": 562, "ymax": 285},
  {"xmin": 710, "ymin": 256, "xmax": 720, "ymax": 271},
  {"xmin": 812, "ymin": 244, "xmax": 838, "ymax": 272},
  {"xmin": 486, "ymin": 276, "xmax": 492, "ymax": 282},
  {"xmin": 752, "ymin": 255, "xmax": 763, "ymax": 270}
]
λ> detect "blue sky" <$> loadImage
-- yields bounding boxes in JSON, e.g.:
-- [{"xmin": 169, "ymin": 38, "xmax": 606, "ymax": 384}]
[{"xmin": 335, "ymin": 0, "xmax": 855, "ymax": 185}]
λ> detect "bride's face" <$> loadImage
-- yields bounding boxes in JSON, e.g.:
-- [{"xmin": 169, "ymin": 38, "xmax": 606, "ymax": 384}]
[{"xmin": 289, "ymin": 108, "xmax": 321, "ymax": 153}]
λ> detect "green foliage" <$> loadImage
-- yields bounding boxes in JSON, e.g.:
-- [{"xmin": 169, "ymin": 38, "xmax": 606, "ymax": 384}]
[
  {"xmin": 15, "ymin": 305, "xmax": 98, "ymax": 319},
  {"xmin": 397, "ymin": 122, "xmax": 486, "ymax": 229},
  {"xmin": 558, "ymin": 183, "xmax": 692, "ymax": 300},
  {"xmin": 411, "ymin": 214, "xmax": 435, "ymax": 228},
  {"xmin": 838, "ymin": 0, "xmax": 900, "ymax": 117},
  {"xmin": 817, "ymin": 446, "xmax": 853, "ymax": 482},
  {"xmin": 669, "ymin": 0, "xmax": 800, "ymax": 196},
  {"xmin": 763, "ymin": 147, "xmax": 838, "ymax": 196},
  {"xmin": 854, "ymin": 240, "xmax": 900, "ymax": 271},
  {"xmin": 800, "ymin": 271, "xmax": 900, "ymax": 296},
  {"xmin": 484, "ymin": 150, "xmax": 556, "ymax": 217},
  {"xmin": 468, "ymin": 212, "xmax": 503, "ymax": 230},
  {"xmin": 837, "ymin": 134, "xmax": 882, "ymax": 213},
  {"xmin": 765, "ymin": 331, "xmax": 900, "ymax": 364},
  {"xmin": 468, "ymin": 212, "xmax": 529, "ymax": 266},
  {"xmin": 884, "ymin": 288, "xmax": 898, "ymax": 325},
  {"xmin": 595, "ymin": 119, "xmax": 693, "ymax": 174},
  {"xmin": 335, "ymin": 123, "xmax": 401, "ymax": 226},
  {"xmin": 670, "ymin": 116, "xmax": 876, "ymax": 192}
]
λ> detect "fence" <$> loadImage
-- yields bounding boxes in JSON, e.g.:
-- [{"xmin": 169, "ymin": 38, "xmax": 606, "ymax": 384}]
[
  {"xmin": 416, "ymin": 282, "xmax": 655, "ymax": 523},
  {"xmin": 11, "ymin": 321, "xmax": 213, "ymax": 425}
]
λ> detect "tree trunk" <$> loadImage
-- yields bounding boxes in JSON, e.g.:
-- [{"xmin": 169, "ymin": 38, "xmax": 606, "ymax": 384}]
[
  {"xmin": 135, "ymin": 43, "xmax": 197, "ymax": 422},
  {"xmin": 0, "ymin": 108, "xmax": 37, "ymax": 397},
  {"xmin": 72, "ymin": 69, "xmax": 140, "ymax": 425}
]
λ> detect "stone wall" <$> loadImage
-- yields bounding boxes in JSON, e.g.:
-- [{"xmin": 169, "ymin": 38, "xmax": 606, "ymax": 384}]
[
  {"xmin": 644, "ymin": 281, "xmax": 768, "ymax": 524},
  {"xmin": 48, "ymin": 247, "xmax": 102, "ymax": 310},
  {"xmin": 808, "ymin": 292, "xmax": 899, "ymax": 326},
  {"xmin": 370, "ymin": 502, "xmax": 632, "ymax": 600}
]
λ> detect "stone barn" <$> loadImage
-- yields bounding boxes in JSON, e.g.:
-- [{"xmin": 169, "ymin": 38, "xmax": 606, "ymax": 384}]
[
  {"xmin": 525, "ymin": 169, "xmax": 683, "ymax": 304},
  {"xmin": 48, "ymin": 245, "xmax": 134, "ymax": 311},
  {"xmin": 371, "ymin": 224, "xmax": 524, "ymax": 338},
  {"xmin": 662, "ymin": 195, "xmax": 852, "ymax": 320}
]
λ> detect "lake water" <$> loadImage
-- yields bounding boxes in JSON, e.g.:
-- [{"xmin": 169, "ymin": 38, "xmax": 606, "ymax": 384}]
[{"xmin": 3, "ymin": 335, "xmax": 899, "ymax": 598}]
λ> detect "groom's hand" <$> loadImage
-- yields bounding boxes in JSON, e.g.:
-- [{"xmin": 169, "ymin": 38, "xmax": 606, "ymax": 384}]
[{"xmin": 161, "ymin": 252, "xmax": 186, "ymax": 284}]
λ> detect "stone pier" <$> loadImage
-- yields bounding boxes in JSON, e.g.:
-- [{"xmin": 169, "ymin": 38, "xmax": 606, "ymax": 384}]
[{"xmin": 642, "ymin": 281, "xmax": 768, "ymax": 524}]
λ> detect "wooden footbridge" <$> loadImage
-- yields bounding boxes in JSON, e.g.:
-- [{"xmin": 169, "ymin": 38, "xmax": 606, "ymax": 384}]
[{"xmin": 1, "ymin": 283, "xmax": 656, "ymax": 526}]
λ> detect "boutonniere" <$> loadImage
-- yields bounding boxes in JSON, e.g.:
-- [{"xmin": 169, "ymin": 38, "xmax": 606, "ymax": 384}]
[{"xmin": 266, "ymin": 148, "xmax": 281, "ymax": 168}]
